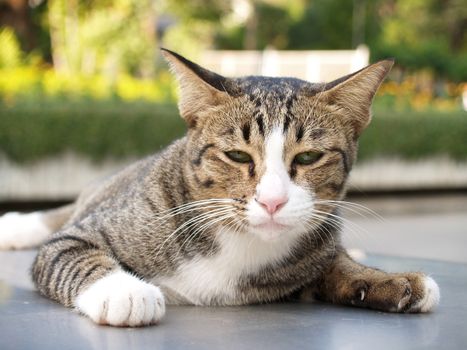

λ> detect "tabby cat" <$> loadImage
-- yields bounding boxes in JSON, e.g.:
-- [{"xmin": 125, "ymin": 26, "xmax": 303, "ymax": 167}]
[{"xmin": 0, "ymin": 49, "xmax": 439, "ymax": 327}]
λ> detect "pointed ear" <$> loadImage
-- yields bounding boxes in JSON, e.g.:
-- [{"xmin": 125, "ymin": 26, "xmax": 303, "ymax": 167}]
[
  {"xmin": 322, "ymin": 59, "xmax": 394, "ymax": 136},
  {"xmin": 161, "ymin": 48, "xmax": 240, "ymax": 127}
]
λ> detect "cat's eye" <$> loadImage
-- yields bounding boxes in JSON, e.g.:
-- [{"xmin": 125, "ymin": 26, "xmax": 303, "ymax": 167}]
[
  {"xmin": 225, "ymin": 150, "xmax": 252, "ymax": 163},
  {"xmin": 293, "ymin": 151, "xmax": 323, "ymax": 165}
]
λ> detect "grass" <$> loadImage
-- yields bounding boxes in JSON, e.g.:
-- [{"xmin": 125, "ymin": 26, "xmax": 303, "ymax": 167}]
[{"xmin": 0, "ymin": 101, "xmax": 466, "ymax": 163}]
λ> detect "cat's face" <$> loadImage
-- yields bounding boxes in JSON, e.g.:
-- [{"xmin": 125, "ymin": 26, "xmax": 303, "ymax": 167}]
[{"xmin": 163, "ymin": 49, "xmax": 392, "ymax": 242}]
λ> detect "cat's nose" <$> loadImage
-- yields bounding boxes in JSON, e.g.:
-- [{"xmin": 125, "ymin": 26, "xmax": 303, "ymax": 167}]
[{"xmin": 255, "ymin": 196, "xmax": 288, "ymax": 215}]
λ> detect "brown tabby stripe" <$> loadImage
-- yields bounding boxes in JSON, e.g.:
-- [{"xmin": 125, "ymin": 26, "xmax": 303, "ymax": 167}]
[
  {"xmin": 192, "ymin": 143, "xmax": 215, "ymax": 166},
  {"xmin": 327, "ymin": 181, "xmax": 345, "ymax": 193},
  {"xmin": 285, "ymin": 94, "xmax": 296, "ymax": 110},
  {"xmin": 202, "ymin": 179, "xmax": 215, "ymax": 188},
  {"xmin": 41, "ymin": 245, "xmax": 100, "ymax": 294},
  {"xmin": 53, "ymin": 252, "xmax": 101, "ymax": 299},
  {"xmin": 50, "ymin": 255, "xmax": 79, "ymax": 299},
  {"xmin": 161, "ymin": 179, "xmax": 178, "ymax": 213},
  {"xmin": 63, "ymin": 257, "xmax": 114, "ymax": 306},
  {"xmin": 35, "ymin": 237, "xmax": 98, "ymax": 284},
  {"xmin": 255, "ymin": 114, "xmax": 265, "ymax": 136},
  {"xmin": 283, "ymin": 114, "xmax": 291, "ymax": 133},
  {"xmin": 43, "ymin": 235, "xmax": 99, "ymax": 249},
  {"xmin": 290, "ymin": 163, "xmax": 297, "ymax": 178},
  {"xmin": 328, "ymin": 147, "xmax": 350, "ymax": 173},
  {"xmin": 193, "ymin": 173, "xmax": 204, "ymax": 187},
  {"xmin": 64, "ymin": 265, "xmax": 83, "ymax": 304},
  {"xmin": 72, "ymin": 263, "xmax": 112, "ymax": 298},
  {"xmin": 242, "ymin": 123, "xmax": 251, "ymax": 143},
  {"xmin": 61, "ymin": 257, "xmax": 101, "ymax": 305},
  {"xmin": 309, "ymin": 128, "xmax": 326, "ymax": 140},
  {"xmin": 296, "ymin": 124, "xmax": 304, "ymax": 142},
  {"xmin": 223, "ymin": 127, "xmax": 235, "ymax": 136},
  {"xmin": 248, "ymin": 162, "xmax": 255, "ymax": 177},
  {"xmin": 144, "ymin": 194, "xmax": 159, "ymax": 213},
  {"xmin": 98, "ymin": 229, "xmax": 136, "ymax": 275},
  {"xmin": 178, "ymin": 172, "xmax": 192, "ymax": 203}
]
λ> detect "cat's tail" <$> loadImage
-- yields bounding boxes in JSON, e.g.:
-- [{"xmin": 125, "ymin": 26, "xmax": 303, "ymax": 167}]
[{"xmin": 0, "ymin": 204, "xmax": 75, "ymax": 250}]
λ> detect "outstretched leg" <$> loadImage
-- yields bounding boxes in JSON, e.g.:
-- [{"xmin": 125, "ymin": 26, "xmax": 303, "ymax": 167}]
[
  {"xmin": 0, "ymin": 204, "xmax": 75, "ymax": 250},
  {"xmin": 32, "ymin": 226, "xmax": 165, "ymax": 327},
  {"xmin": 313, "ymin": 250, "xmax": 440, "ymax": 313}
]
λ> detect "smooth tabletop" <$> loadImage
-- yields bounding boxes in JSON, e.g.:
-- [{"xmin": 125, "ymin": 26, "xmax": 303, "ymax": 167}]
[{"xmin": 0, "ymin": 250, "xmax": 465, "ymax": 350}]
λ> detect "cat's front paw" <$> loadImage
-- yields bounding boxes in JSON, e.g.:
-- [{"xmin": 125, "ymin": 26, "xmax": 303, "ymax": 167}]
[
  {"xmin": 75, "ymin": 271, "xmax": 165, "ymax": 327},
  {"xmin": 351, "ymin": 273, "xmax": 440, "ymax": 313}
]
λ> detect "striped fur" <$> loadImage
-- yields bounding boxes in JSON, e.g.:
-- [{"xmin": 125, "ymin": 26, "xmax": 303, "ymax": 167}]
[{"xmin": 0, "ymin": 50, "xmax": 439, "ymax": 326}]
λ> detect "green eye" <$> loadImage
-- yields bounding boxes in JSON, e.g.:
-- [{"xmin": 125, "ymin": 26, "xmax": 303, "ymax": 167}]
[
  {"xmin": 294, "ymin": 151, "xmax": 323, "ymax": 165},
  {"xmin": 225, "ymin": 150, "xmax": 252, "ymax": 163}
]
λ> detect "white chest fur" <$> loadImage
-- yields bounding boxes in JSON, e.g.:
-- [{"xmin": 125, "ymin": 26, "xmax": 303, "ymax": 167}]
[{"xmin": 154, "ymin": 229, "xmax": 300, "ymax": 305}]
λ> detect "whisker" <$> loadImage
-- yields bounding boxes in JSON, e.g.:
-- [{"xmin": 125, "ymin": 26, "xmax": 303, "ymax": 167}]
[
  {"xmin": 301, "ymin": 218, "xmax": 337, "ymax": 257},
  {"xmin": 176, "ymin": 213, "xmax": 236, "ymax": 258},
  {"xmin": 315, "ymin": 199, "xmax": 384, "ymax": 222},
  {"xmin": 310, "ymin": 210, "xmax": 368, "ymax": 244},
  {"xmin": 153, "ymin": 207, "xmax": 235, "ymax": 258},
  {"xmin": 150, "ymin": 204, "xmax": 234, "ymax": 226},
  {"xmin": 150, "ymin": 199, "xmax": 235, "ymax": 220}
]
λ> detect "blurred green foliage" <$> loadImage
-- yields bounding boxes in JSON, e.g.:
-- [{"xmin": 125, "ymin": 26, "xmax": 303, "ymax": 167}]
[
  {"xmin": 46, "ymin": 0, "xmax": 157, "ymax": 77},
  {"xmin": 0, "ymin": 64, "xmax": 176, "ymax": 104},
  {"xmin": 0, "ymin": 0, "xmax": 465, "ymax": 165},
  {"xmin": 360, "ymin": 108, "xmax": 467, "ymax": 161},
  {"xmin": 0, "ymin": 28, "xmax": 23, "ymax": 68},
  {"xmin": 2, "ymin": 0, "xmax": 465, "ymax": 80},
  {"xmin": 214, "ymin": 0, "xmax": 467, "ymax": 82},
  {"xmin": 0, "ymin": 102, "xmax": 185, "ymax": 162},
  {"xmin": 0, "ymin": 101, "xmax": 466, "ymax": 164},
  {"xmin": 372, "ymin": 0, "xmax": 467, "ymax": 82}
]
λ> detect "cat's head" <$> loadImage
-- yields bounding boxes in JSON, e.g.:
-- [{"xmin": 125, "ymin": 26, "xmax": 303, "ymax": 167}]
[{"xmin": 162, "ymin": 49, "xmax": 392, "ymax": 242}]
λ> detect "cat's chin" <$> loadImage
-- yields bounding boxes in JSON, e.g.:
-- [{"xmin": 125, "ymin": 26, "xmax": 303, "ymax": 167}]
[{"xmin": 249, "ymin": 222, "xmax": 298, "ymax": 242}]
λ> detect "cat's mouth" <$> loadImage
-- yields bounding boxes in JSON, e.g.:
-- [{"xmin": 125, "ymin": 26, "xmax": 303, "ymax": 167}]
[
  {"xmin": 249, "ymin": 219, "xmax": 295, "ymax": 241},
  {"xmin": 251, "ymin": 221, "xmax": 289, "ymax": 230}
]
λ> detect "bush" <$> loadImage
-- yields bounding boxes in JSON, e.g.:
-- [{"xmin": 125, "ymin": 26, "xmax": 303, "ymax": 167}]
[
  {"xmin": 359, "ymin": 108, "xmax": 467, "ymax": 161},
  {"xmin": 0, "ymin": 101, "xmax": 466, "ymax": 164},
  {"xmin": 0, "ymin": 101, "xmax": 185, "ymax": 162}
]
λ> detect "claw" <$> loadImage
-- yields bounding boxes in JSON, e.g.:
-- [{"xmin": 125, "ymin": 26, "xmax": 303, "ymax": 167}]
[{"xmin": 359, "ymin": 289, "xmax": 366, "ymax": 301}]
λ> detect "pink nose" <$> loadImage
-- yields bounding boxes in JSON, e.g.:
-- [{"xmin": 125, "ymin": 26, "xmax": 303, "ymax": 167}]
[{"xmin": 256, "ymin": 196, "xmax": 288, "ymax": 215}]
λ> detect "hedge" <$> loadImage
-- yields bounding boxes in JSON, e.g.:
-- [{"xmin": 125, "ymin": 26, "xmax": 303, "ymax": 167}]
[
  {"xmin": 0, "ymin": 101, "xmax": 185, "ymax": 162},
  {"xmin": 0, "ymin": 101, "xmax": 466, "ymax": 163},
  {"xmin": 359, "ymin": 108, "xmax": 467, "ymax": 161}
]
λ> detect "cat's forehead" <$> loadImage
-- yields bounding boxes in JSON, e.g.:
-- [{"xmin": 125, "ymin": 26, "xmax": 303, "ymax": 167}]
[
  {"xmin": 235, "ymin": 76, "xmax": 320, "ymax": 99},
  {"xmin": 223, "ymin": 76, "xmax": 330, "ymax": 133}
]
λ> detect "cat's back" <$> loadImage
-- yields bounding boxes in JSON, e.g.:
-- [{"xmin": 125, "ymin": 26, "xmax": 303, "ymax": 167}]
[{"xmin": 68, "ymin": 138, "xmax": 187, "ymax": 224}]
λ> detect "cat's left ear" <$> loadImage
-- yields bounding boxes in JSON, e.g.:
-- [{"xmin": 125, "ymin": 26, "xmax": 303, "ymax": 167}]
[
  {"xmin": 161, "ymin": 48, "xmax": 240, "ymax": 127},
  {"xmin": 321, "ymin": 59, "xmax": 394, "ymax": 136}
]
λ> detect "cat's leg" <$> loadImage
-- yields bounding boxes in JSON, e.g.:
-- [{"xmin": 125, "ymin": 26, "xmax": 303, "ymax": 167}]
[
  {"xmin": 32, "ymin": 229, "xmax": 165, "ymax": 327},
  {"xmin": 0, "ymin": 204, "xmax": 75, "ymax": 250},
  {"xmin": 313, "ymin": 250, "xmax": 440, "ymax": 313}
]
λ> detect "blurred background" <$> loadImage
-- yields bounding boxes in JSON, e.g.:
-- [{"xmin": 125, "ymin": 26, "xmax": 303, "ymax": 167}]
[{"xmin": 0, "ymin": 0, "xmax": 466, "ymax": 262}]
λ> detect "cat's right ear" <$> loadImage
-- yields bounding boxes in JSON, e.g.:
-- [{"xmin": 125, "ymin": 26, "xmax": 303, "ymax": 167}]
[{"xmin": 161, "ymin": 48, "xmax": 238, "ymax": 127}]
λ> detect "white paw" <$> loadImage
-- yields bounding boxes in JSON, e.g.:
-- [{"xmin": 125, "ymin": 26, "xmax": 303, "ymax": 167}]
[
  {"xmin": 75, "ymin": 271, "xmax": 166, "ymax": 327},
  {"xmin": 410, "ymin": 276, "xmax": 440, "ymax": 313},
  {"xmin": 0, "ymin": 212, "xmax": 51, "ymax": 250}
]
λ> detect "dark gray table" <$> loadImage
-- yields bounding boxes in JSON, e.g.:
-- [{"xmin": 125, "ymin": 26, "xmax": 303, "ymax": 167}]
[{"xmin": 0, "ymin": 250, "xmax": 465, "ymax": 350}]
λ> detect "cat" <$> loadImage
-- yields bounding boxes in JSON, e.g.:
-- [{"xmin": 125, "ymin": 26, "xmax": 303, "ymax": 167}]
[{"xmin": 0, "ymin": 49, "xmax": 439, "ymax": 327}]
